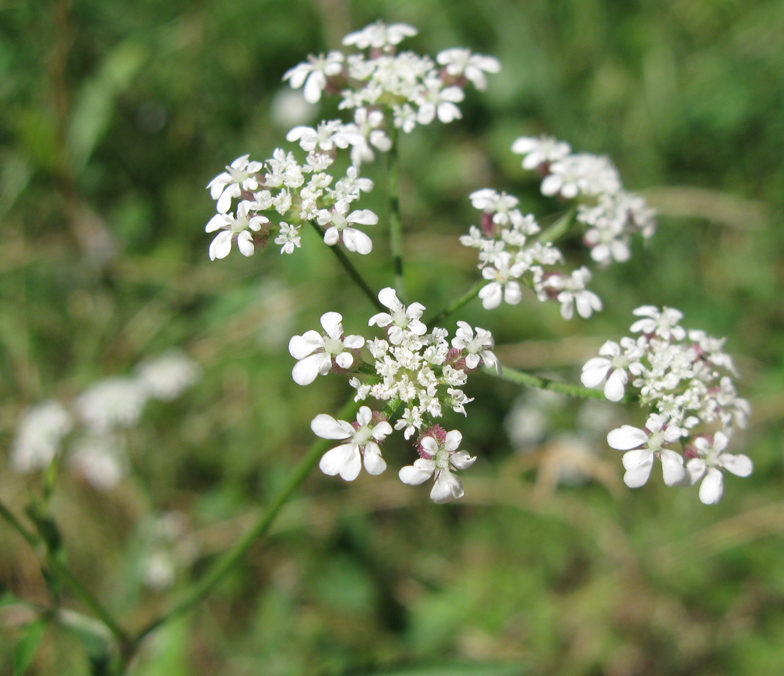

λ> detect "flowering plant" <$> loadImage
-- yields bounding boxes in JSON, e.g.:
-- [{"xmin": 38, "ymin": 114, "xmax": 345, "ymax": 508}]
[{"xmin": 1, "ymin": 19, "xmax": 754, "ymax": 674}]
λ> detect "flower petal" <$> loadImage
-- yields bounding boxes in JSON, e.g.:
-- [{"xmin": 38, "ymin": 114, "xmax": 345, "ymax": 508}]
[
  {"xmin": 660, "ymin": 449, "xmax": 686, "ymax": 486},
  {"xmin": 607, "ymin": 425, "xmax": 647, "ymax": 451},
  {"xmin": 699, "ymin": 467, "xmax": 724, "ymax": 504},
  {"xmin": 311, "ymin": 414, "xmax": 351, "ymax": 440},
  {"xmin": 292, "ymin": 353, "xmax": 331, "ymax": 386}
]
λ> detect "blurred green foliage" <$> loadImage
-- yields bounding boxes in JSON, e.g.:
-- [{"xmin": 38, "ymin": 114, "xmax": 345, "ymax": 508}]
[{"xmin": 1, "ymin": 0, "xmax": 783, "ymax": 674}]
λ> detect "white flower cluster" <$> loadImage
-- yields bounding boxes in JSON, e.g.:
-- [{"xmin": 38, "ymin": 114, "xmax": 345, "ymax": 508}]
[
  {"xmin": 205, "ymin": 22, "xmax": 501, "ymax": 263},
  {"xmin": 290, "ymin": 287, "xmax": 499, "ymax": 502},
  {"xmin": 460, "ymin": 188, "xmax": 601, "ymax": 319},
  {"xmin": 581, "ymin": 306, "xmax": 752, "ymax": 503},
  {"xmin": 10, "ymin": 351, "xmax": 200, "ymax": 491},
  {"xmin": 512, "ymin": 135, "xmax": 657, "ymax": 267}
]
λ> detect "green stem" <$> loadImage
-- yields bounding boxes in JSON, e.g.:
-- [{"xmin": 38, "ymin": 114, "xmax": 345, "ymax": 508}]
[
  {"xmin": 0, "ymin": 497, "xmax": 131, "ymax": 650},
  {"xmin": 491, "ymin": 364, "xmax": 632, "ymax": 402},
  {"xmin": 537, "ymin": 208, "xmax": 576, "ymax": 244},
  {"xmin": 0, "ymin": 497, "xmax": 39, "ymax": 548},
  {"xmin": 310, "ymin": 221, "xmax": 384, "ymax": 312},
  {"xmin": 387, "ymin": 126, "xmax": 405, "ymax": 301},
  {"xmin": 133, "ymin": 395, "xmax": 362, "ymax": 644}
]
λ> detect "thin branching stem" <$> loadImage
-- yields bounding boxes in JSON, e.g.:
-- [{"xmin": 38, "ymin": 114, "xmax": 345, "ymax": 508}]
[
  {"xmin": 309, "ymin": 220, "xmax": 384, "ymax": 312},
  {"xmin": 491, "ymin": 364, "xmax": 633, "ymax": 402},
  {"xmin": 387, "ymin": 126, "xmax": 405, "ymax": 301},
  {"xmin": 0, "ymin": 497, "xmax": 132, "ymax": 650},
  {"xmin": 132, "ymin": 396, "xmax": 362, "ymax": 646}
]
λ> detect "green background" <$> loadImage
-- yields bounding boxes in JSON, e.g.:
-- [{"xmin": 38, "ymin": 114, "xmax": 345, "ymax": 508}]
[{"xmin": 1, "ymin": 0, "xmax": 783, "ymax": 674}]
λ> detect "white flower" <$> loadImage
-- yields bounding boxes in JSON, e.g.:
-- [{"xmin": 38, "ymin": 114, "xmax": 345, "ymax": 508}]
[
  {"xmin": 415, "ymin": 78, "xmax": 464, "ymax": 125},
  {"xmin": 69, "ymin": 435, "xmax": 128, "ymax": 490},
  {"xmin": 282, "ymin": 51, "xmax": 345, "ymax": 104},
  {"xmin": 342, "ymin": 21, "xmax": 418, "ymax": 50},
  {"xmin": 312, "ymin": 406, "xmax": 392, "ymax": 481},
  {"xmin": 206, "ymin": 155, "xmax": 263, "ymax": 214},
  {"xmin": 436, "ymin": 48, "xmax": 501, "ymax": 90},
  {"xmin": 630, "ymin": 306, "xmax": 687, "ymax": 340},
  {"xmin": 580, "ymin": 339, "xmax": 638, "ymax": 402},
  {"xmin": 75, "ymin": 377, "xmax": 149, "ymax": 435},
  {"xmin": 607, "ymin": 413, "xmax": 686, "ymax": 488},
  {"xmin": 343, "ymin": 107, "xmax": 392, "ymax": 166},
  {"xmin": 368, "ymin": 287, "xmax": 427, "ymax": 345},
  {"xmin": 398, "ymin": 429, "xmax": 476, "ymax": 503},
  {"xmin": 686, "ymin": 432, "xmax": 753, "ymax": 504},
  {"xmin": 478, "ymin": 252, "xmax": 526, "ymax": 310},
  {"xmin": 288, "ymin": 312, "xmax": 365, "ymax": 386},
  {"xmin": 511, "ymin": 136, "xmax": 571, "ymax": 170},
  {"xmin": 274, "ymin": 222, "xmax": 301, "ymax": 254},
  {"xmin": 451, "ymin": 321, "xmax": 500, "ymax": 373},
  {"xmin": 136, "ymin": 351, "xmax": 200, "ymax": 401},
  {"xmin": 205, "ymin": 202, "xmax": 269, "ymax": 260},
  {"xmin": 316, "ymin": 200, "xmax": 377, "ymax": 254},
  {"xmin": 543, "ymin": 267, "xmax": 603, "ymax": 320},
  {"xmin": 11, "ymin": 401, "xmax": 73, "ymax": 473},
  {"xmin": 286, "ymin": 119, "xmax": 362, "ymax": 153}
]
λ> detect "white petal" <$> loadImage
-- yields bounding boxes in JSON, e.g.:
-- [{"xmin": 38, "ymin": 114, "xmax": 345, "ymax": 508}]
[
  {"xmin": 335, "ymin": 352, "xmax": 354, "ymax": 369},
  {"xmin": 399, "ymin": 463, "xmax": 434, "ymax": 486},
  {"xmin": 581, "ymin": 358, "xmax": 610, "ymax": 388},
  {"xmin": 342, "ymin": 227, "xmax": 373, "ymax": 254},
  {"xmin": 479, "ymin": 283, "xmax": 502, "ymax": 310},
  {"xmin": 310, "ymin": 414, "xmax": 351, "ymax": 440},
  {"xmin": 451, "ymin": 451, "xmax": 476, "ymax": 470},
  {"xmin": 443, "ymin": 430, "xmax": 463, "ymax": 452},
  {"xmin": 699, "ymin": 468, "xmax": 724, "ymax": 504},
  {"xmin": 363, "ymin": 445, "xmax": 387, "ymax": 475},
  {"xmin": 320, "ymin": 312, "xmax": 344, "ymax": 339},
  {"xmin": 503, "ymin": 281, "xmax": 523, "ymax": 305},
  {"xmin": 292, "ymin": 353, "xmax": 331, "ymax": 386},
  {"xmin": 343, "ymin": 335, "xmax": 365, "ymax": 350},
  {"xmin": 430, "ymin": 471, "xmax": 464, "ymax": 503},
  {"xmin": 622, "ymin": 452, "xmax": 653, "ymax": 488},
  {"xmin": 686, "ymin": 458, "xmax": 707, "ymax": 485},
  {"xmin": 721, "ymin": 453, "xmax": 753, "ymax": 477},
  {"xmin": 288, "ymin": 331, "xmax": 324, "ymax": 359},
  {"xmin": 371, "ymin": 421, "xmax": 393, "ymax": 440},
  {"xmin": 377, "ymin": 287, "xmax": 400, "ymax": 311},
  {"xmin": 323, "ymin": 226, "xmax": 340, "ymax": 246},
  {"xmin": 347, "ymin": 209, "xmax": 378, "ymax": 225},
  {"xmin": 604, "ymin": 369, "xmax": 628, "ymax": 402},
  {"xmin": 206, "ymin": 214, "xmax": 227, "ymax": 233},
  {"xmin": 236, "ymin": 231, "xmax": 255, "ymax": 257},
  {"xmin": 607, "ymin": 425, "xmax": 647, "ymax": 451},
  {"xmin": 660, "ymin": 449, "xmax": 686, "ymax": 486},
  {"xmin": 209, "ymin": 231, "xmax": 232, "ymax": 260}
]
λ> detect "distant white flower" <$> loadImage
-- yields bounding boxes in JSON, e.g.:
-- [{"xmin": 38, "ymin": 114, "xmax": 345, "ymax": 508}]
[
  {"xmin": 289, "ymin": 312, "xmax": 365, "ymax": 386},
  {"xmin": 312, "ymin": 406, "xmax": 392, "ymax": 481},
  {"xmin": 282, "ymin": 51, "xmax": 345, "ymax": 104},
  {"xmin": 399, "ymin": 429, "xmax": 476, "ymax": 503},
  {"xmin": 451, "ymin": 321, "xmax": 500, "ymax": 373},
  {"xmin": 316, "ymin": 201, "xmax": 377, "ymax": 254},
  {"xmin": 206, "ymin": 155, "xmax": 263, "ymax": 214},
  {"xmin": 75, "ymin": 377, "xmax": 149, "ymax": 435},
  {"xmin": 686, "ymin": 432, "xmax": 753, "ymax": 504},
  {"xmin": 436, "ymin": 48, "xmax": 501, "ymax": 90},
  {"xmin": 368, "ymin": 287, "xmax": 427, "ymax": 345},
  {"xmin": 11, "ymin": 401, "xmax": 73, "ymax": 473},
  {"xmin": 205, "ymin": 202, "xmax": 269, "ymax": 260},
  {"xmin": 342, "ymin": 21, "xmax": 417, "ymax": 50},
  {"xmin": 607, "ymin": 413, "xmax": 685, "ymax": 488},
  {"xmin": 136, "ymin": 351, "xmax": 200, "ymax": 401},
  {"xmin": 511, "ymin": 136, "xmax": 571, "ymax": 170},
  {"xmin": 69, "ymin": 435, "xmax": 128, "ymax": 490}
]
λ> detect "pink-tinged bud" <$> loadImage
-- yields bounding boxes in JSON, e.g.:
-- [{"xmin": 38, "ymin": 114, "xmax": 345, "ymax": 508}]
[{"xmin": 480, "ymin": 212, "xmax": 495, "ymax": 236}]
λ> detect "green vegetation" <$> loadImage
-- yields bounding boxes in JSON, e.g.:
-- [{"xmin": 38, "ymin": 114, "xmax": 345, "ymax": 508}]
[{"xmin": 1, "ymin": 0, "xmax": 783, "ymax": 674}]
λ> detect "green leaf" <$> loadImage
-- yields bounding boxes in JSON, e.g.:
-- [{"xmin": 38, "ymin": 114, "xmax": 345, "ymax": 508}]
[{"xmin": 13, "ymin": 618, "xmax": 47, "ymax": 676}]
